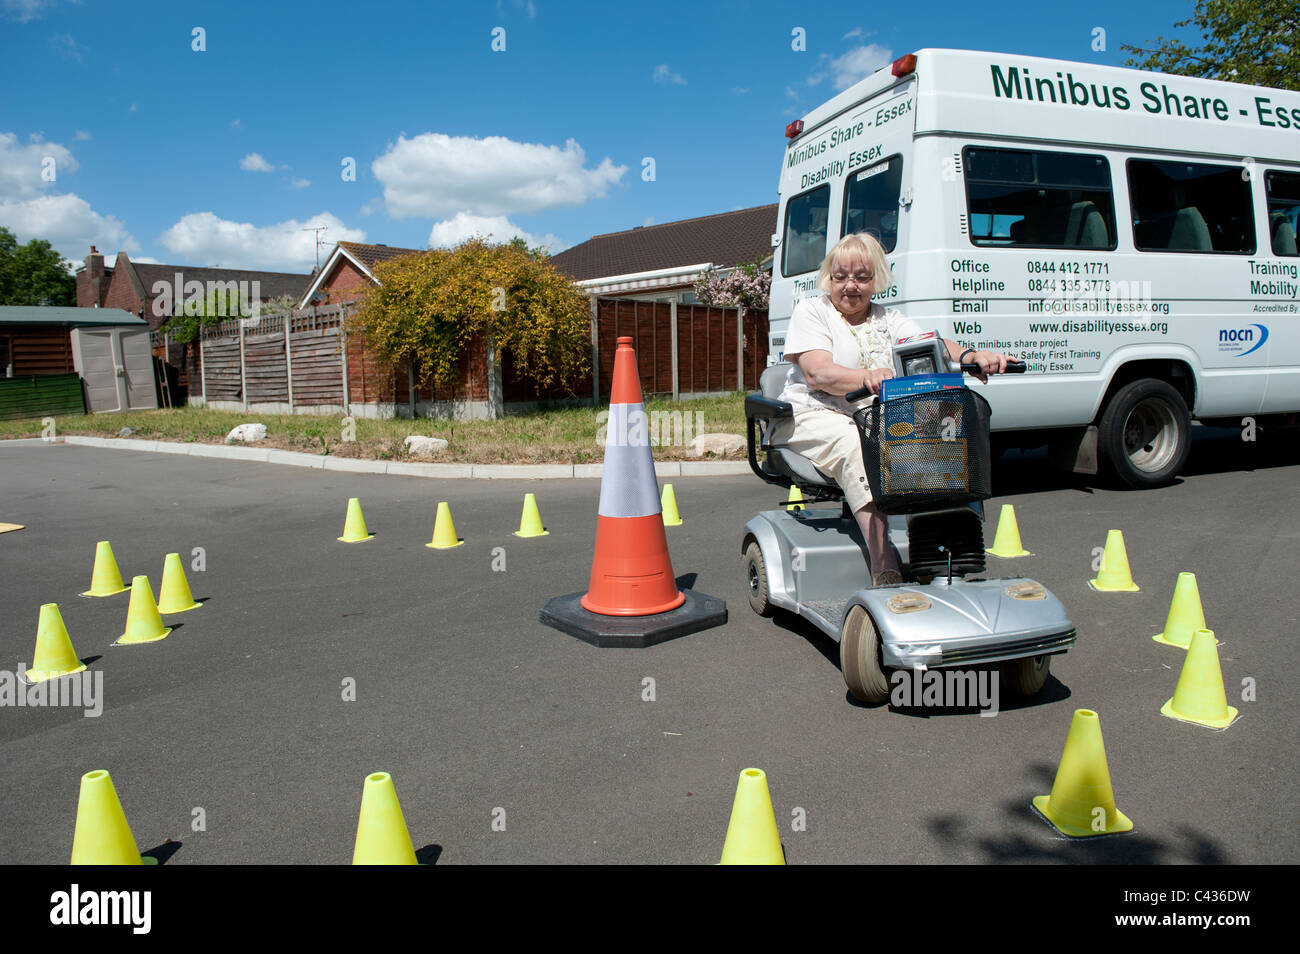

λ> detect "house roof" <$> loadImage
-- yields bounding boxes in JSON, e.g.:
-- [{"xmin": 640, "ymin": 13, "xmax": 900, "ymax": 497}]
[
  {"xmin": 549, "ymin": 204, "xmax": 778, "ymax": 281},
  {"xmin": 336, "ymin": 241, "xmax": 424, "ymax": 270},
  {"xmin": 132, "ymin": 263, "xmax": 312, "ymax": 303},
  {"xmin": 0, "ymin": 306, "xmax": 147, "ymax": 327}
]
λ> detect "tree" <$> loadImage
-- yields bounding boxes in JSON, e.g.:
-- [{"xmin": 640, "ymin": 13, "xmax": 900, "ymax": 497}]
[
  {"xmin": 348, "ymin": 236, "xmax": 590, "ymax": 407},
  {"xmin": 0, "ymin": 227, "xmax": 77, "ymax": 305},
  {"xmin": 1122, "ymin": 0, "xmax": 1299, "ymax": 90}
]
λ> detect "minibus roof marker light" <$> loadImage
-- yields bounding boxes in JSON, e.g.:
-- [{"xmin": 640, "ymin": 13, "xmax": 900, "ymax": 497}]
[
  {"xmin": 785, "ymin": 119, "xmax": 804, "ymax": 140},
  {"xmin": 891, "ymin": 54, "xmax": 916, "ymax": 78}
]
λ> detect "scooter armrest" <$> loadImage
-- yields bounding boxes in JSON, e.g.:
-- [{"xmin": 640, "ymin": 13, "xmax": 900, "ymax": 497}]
[{"xmin": 745, "ymin": 394, "xmax": 793, "ymax": 422}]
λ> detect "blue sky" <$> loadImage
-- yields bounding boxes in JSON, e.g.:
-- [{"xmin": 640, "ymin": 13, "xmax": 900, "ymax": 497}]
[{"xmin": 2, "ymin": 0, "xmax": 1200, "ymax": 274}]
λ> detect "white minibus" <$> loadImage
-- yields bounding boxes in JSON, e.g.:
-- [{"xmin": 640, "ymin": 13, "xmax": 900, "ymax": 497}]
[{"xmin": 769, "ymin": 48, "xmax": 1300, "ymax": 486}]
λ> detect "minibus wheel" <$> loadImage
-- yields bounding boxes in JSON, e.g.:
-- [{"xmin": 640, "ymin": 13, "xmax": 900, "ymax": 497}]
[
  {"xmin": 1097, "ymin": 379, "xmax": 1190, "ymax": 488},
  {"xmin": 841, "ymin": 605, "xmax": 892, "ymax": 704}
]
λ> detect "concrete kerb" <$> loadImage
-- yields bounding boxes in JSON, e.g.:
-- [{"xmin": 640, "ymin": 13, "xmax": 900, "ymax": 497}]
[{"xmin": 2, "ymin": 437, "xmax": 750, "ymax": 479}]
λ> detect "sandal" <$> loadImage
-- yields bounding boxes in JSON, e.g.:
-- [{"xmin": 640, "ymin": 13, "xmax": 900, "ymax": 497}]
[{"xmin": 872, "ymin": 569, "xmax": 903, "ymax": 587}]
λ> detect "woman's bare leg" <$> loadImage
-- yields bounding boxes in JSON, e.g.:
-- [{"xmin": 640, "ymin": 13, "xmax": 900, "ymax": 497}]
[{"xmin": 853, "ymin": 502, "xmax": 899, "ymax": 576}]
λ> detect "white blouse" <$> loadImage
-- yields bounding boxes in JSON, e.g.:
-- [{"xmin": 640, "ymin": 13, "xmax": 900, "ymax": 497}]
[{"xmin": 780, "ymin": 295, "xmax": 923, "ymax": 414}]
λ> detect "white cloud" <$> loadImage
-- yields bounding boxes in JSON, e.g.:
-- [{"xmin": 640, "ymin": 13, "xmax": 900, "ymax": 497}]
[
  {"xmin": 0, "ymin": 132, "xmax": 78, "ymax": 199},
  {"xmin": 240, "ymin": 152, "xmax": 274, "ymax": 173},
  {"xmin": 230, "ymin": 118, "xmax": 241, "ymax": 129},
  {"xmin": 157, "ymin": 211, "xmax": 365, "ymax": 272},
  {"xmin": 829, "ymin": 44, "xmax": 892, "ymax": 90},
  {"xmin": 290, "ymin": 178, "xmax": 310, "ymax": 189},
  {"xmin": 731, "ymin": 87, "xmax": 749, "ymax": 95},
  {"xmin": 653, "ymin": 64, "xmax": 685, "ymax": 85},
  {"xmin": 427, "ymin": 212, "xmax": 565, "ymax": 253},
  {"xmin": 642, "ymin": 216, "xmax": 655, "ymax": 227},
  {"xmin": 372, "ymin": 133, "xmax": 625, "ymax": 220},
  {"xmin": 48, "ymin": 33, "xmax": 86, "ymax": 63},
  {"xmin": 74, "ymin": 129, "xmax": 91, "ymax": 140},
  {"xmin": 495, "ymin": 0, "xmax": 535, "ymax": 18},
  {"xmin": 128, "ymin": 102, "xmax": 137, "ymax": 112},
  {"xmin": 842, "ymin": 27, "xmax": 863, "ymax": 40},
  {"xmin": 0, "ymin": 193, "xmax": 138, "ymax": 260},
  {"xmin": 2, "ymin": 0, "xmax": 69, "ymax": 22}
]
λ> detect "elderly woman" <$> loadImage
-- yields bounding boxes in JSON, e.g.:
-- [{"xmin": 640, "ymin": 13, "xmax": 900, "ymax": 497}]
[{"xmin": 772, "ymin": 233, "xmax": 1015, "ymax": 586}]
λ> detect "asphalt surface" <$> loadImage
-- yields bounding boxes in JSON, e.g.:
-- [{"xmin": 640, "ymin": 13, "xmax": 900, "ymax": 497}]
[{"xmin": 1, "ymin": 428, "xmax": 1297, "ymax": 865}]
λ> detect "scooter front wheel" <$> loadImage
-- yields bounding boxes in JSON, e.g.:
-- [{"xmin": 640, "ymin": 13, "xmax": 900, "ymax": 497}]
[
  {"xmin": 841, "ymin": 605, "xmax": 892, "ymax": 704},
  {"xmin": 1000, "ymin": 654, "xmax": 1051, "ymax": 696}
]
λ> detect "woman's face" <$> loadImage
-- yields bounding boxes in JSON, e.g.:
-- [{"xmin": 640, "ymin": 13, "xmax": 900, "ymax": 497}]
[{"xmin": 827, "ymin": 251, "xmax": 875, "ymax": 321}]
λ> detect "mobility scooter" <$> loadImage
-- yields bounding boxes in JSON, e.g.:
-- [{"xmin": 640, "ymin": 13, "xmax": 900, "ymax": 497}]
[{"xmin": 742, "ymin": 332, "xmax": 1076, "ymax": 704}]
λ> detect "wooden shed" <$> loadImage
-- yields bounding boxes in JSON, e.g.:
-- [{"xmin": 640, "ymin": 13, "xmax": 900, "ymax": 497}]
[{"xmin": 0, "ymin": 306, "xmax": 150, "ymax": 421}]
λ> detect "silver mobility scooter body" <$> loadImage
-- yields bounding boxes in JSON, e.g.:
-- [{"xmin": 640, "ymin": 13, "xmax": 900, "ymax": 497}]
[{"xmin": 742, "ymin": 336, "xmax": 1076, "ymax": 704}]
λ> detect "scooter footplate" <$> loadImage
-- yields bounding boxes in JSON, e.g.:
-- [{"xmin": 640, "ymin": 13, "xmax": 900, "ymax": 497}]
[{"xmin": 799, "ymin": 599, "xmax": 848, "ymax": 638}]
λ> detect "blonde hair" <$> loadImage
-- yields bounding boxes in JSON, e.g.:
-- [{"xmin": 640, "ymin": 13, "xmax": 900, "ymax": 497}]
[{"xmin": 817, "ymin": 233, "xmax": 894, "ymax": 294}]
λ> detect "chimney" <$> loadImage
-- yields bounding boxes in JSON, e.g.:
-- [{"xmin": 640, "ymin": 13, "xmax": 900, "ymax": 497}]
[{"xmin": 81, "ymin": 246, "xmax": 106, "ymax": 308}]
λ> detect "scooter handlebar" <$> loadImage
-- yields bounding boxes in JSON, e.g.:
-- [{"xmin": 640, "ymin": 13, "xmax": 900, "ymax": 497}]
[{"xmin": 845, "ymin": 360, "xmax": 1026, "ymax": 401}]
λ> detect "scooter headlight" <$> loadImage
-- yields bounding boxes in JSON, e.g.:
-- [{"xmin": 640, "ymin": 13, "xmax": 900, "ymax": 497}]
[
  {"xmin": 887, "ymin": 592, "xmax": 931, "ymax": 614},
  {"xmin": 1005, "ymin": 581, "xmax": 1047, "ymax": 600}
]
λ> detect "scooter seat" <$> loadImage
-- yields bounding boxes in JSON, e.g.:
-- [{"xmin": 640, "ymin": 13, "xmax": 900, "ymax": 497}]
[{"xmin": 748, "ymin": 362, "xmax": 845, "ymax": 498}]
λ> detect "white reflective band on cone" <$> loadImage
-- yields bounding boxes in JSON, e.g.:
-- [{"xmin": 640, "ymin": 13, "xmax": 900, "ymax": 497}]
[{"xmin": 598, "ymin": 403, "xmax": 662, "ymax": 518}]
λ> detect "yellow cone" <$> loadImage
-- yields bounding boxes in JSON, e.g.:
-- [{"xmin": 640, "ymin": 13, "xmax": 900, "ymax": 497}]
[
  {"xmin": 661, "ymin": 484, "xmax": 682, "ymax": 527},
  {"xmin": 157, "ymin": 552, "xmax": 201, "ymax": 614},
  {"xmin": 352, "ymin": 772, "xmax": 418, "ymax": 865},
  {"xmin": 1153, "ymin": 572, "xmax": 1212, "ymax": 648},
  {"xmin": 426, "ymin": 501, "xmax": 464, "ymax": 549},
  {"xmin": 1161, "ymin": 629, "xmax": 1239, "ymax": 729},
  {"xmin": 986, "ymin": 503, "xmax": 1032, "ymax": 557},
  {"xmin": 114, "ymin": 576, "xmax": 171, "ymax": 646},
  {"xmin": 81, "ymin": 540, "xmax": 130, "ymax": 597},
  {"xmin": 25, "ymin": 604, "xmax": 87, "ymax": 683},
  {"xmin": 71, "ymin": 770, "xmax": 155, "ymax": 865},
  {"xmin": 785, "ymin": 486, "xmax": 804, "ymax": 511},
  {"xmin": 1088, "ymin": 529, "xmax": 1140, "ymax": 592},
  {"xmin": 338, "ymin": 497, "xmax": 374, "ymax": 543},
  {"xmin": 514, "ymin": 493, "xmax": 549, "ymax": 538},
  {"xmin": 719, "ymin": 768, "xmax": 785, "ymax": 865},
  {"xmin": 1033, "ymin": 708, "xmax": 1133, "ymax": 837}
]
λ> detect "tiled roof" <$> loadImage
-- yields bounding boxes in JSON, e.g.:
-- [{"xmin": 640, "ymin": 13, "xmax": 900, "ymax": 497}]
[
  {"xmin": 338, "ymin": 241, "xmax": 424, "ymax": 272},
  {"xmin": 549, "ymin": 204, "xmax": 778, "ymax": 281},
  {"xmin": 132, "ymin": 263, "xmax": 312, "ymax": 302}
]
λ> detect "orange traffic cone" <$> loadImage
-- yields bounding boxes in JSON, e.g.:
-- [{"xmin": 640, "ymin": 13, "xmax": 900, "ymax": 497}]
[
  {"xmin": 539, "ymin": 336, "xmax": 727, "ymax": 648},
  {"xmin": 581, "ymin": 337, "xmax": 684, "ymax": 617}
]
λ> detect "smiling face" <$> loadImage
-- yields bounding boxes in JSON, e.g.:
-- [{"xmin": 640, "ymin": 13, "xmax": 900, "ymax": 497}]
[{"xmin": 827, "ymin": 250, "xmax": 875, "ymax": 322}]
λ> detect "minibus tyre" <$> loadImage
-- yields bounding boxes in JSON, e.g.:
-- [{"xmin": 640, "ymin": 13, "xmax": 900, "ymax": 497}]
[
  {"xmin": 1098, "ymin": 379, "xmax": 1190, "ymax": 488},
  {"xmin": 743, "ymin": 541, "xmax": 774, "ymax": 617},
  {"xmin": 1000, "ymin": 654, "xmax": 1051, "ymax": 696},
  {"xmin": 841, "ymin": 605, "xmax": 892, "ymax": 704}
]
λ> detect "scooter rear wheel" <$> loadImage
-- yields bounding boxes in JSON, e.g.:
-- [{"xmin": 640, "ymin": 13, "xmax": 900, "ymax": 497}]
[
  {"xmin": 742, "ymin": 541, "xmax": 774, "ymax": 617},
  {"xmin": 841, "ymin": 605, "xmax": 892, "ymax": 704}
]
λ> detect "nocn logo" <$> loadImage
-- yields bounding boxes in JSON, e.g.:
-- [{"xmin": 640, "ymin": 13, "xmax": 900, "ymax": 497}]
[{"xmin": 1219, "ymin": 323, "xmax": 1268, "ymax": 356}]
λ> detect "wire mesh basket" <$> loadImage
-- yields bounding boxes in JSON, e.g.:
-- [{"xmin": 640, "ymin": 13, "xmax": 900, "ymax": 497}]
[{"xmin": 853, "ymin": 388, "xmax": 993, "ymax": 514}]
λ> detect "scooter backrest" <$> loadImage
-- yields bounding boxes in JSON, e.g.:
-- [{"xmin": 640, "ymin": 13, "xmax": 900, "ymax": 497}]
[{"xmin": 759, "ymin": 362, "xmax": 800, "ymax": 400}]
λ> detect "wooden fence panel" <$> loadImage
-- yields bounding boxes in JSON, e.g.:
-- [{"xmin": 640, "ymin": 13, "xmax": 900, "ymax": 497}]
[
  {"xmin": 290, "ymin": 330, "xmax": 343, "ymax": 405},
  {"xmin": 202, "ymin": 339, "xmax": 242, "ymax": 401},
  {"xmin": 243, "ymin": 333, "xmax": 288, "ymax": 403}
]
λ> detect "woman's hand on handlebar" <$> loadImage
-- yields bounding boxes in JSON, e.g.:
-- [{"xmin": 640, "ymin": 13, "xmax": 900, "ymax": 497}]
[
  {"xmin": 961, "ymin": 350, "xmax": 1018, "ymax": 383},
  {"xmin": 859, "ymin": 367, "xmax": 894, "ymax": 395}
]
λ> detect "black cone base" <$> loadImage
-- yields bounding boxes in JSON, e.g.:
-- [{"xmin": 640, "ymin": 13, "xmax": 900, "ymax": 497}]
[{"xmin": 540, "ymin": 589, "xmax": 727, "ymax": 648}]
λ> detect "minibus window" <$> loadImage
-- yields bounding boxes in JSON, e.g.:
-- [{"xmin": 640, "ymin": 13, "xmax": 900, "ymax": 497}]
[
  {"xmin": 1265, "ymin": 171, "xmax": 1300, "ymax": 257},
  {"xmin": 1128, "ymin": 159, "xmax": 1255, "ymax": 254},
  {"xmin": 963, "ymin": 147, "xmax": 1116, "ymax": 250},
  {"xmin": 843, "ymin": 155, "xmax": 903, "ymax": 251},
  {"xmin": 782, "ymin": 184, "xmax": 831, "ymax": 276}
]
